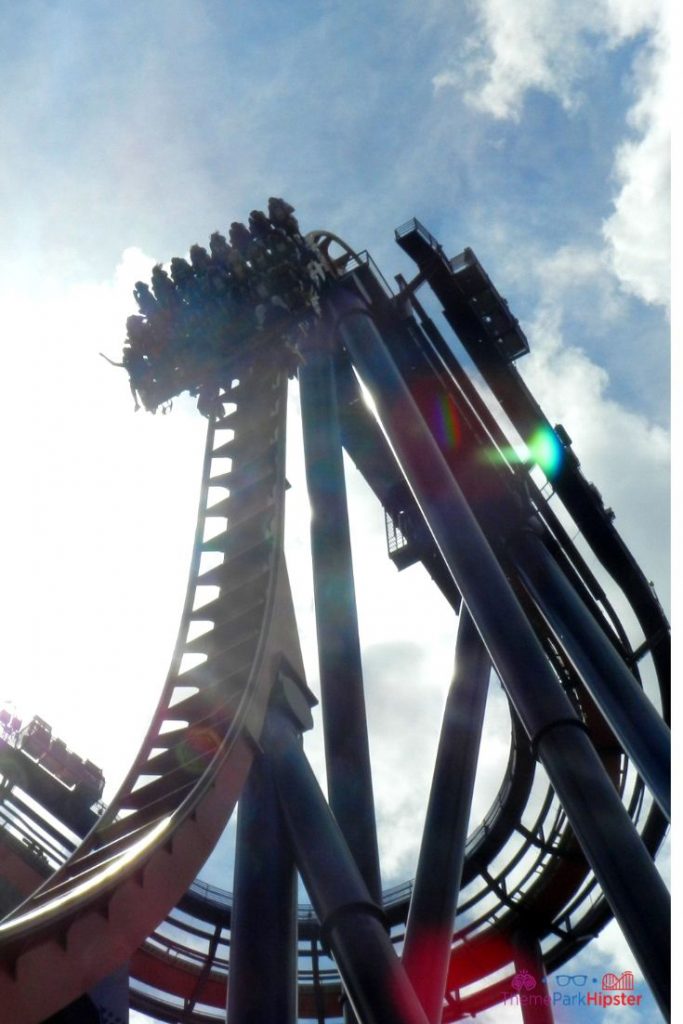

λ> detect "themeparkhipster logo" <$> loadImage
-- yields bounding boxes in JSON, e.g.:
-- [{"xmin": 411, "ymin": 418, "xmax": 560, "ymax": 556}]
[{"xmin": 503, "ymin": 969, "xmax": 642, "ymax": 1010}]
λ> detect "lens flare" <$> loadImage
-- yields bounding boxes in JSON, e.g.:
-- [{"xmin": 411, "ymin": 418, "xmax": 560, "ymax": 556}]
[
  {"xmin": 527, "ymin": 425, "xmax": 563, "ymax": 478},
  {"xmin": 477, "ymin": 423, "xmax": 564, "ymax": 478},
  {"xmin": 432, "ymin": 393, "xmax": 461, "ymax": 450},
  {"xmin": 176, "ymin": 725, "xmax": 222, "ymax": 774}
]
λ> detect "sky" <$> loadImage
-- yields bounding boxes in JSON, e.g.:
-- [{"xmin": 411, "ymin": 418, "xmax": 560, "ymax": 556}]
[{"xmin": 0, "ymin": 1, "xmax": 672, "ymax": 1021}]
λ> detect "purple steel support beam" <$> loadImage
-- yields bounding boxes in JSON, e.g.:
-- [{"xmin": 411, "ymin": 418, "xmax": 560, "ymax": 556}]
[
  {"xmin": 261, "ymin": 702, "xmax": 430, "ymax": 1024},
  {"xmin": 513, "ymin": 526, "xmax": 670, "ymax": 819},
  {"xmin": 512, "ymin": 933, "xmax": 555, "ymax": 1024},
  {"xmin": 227, "ymin": 750, "xmax": 298, "ymax": 1024},
  {"xmin": 297, "ymin": 333, "xmax": 382, "ymax": 904},
  {"xmin": 330, "ymin": 289, "xmax": 670, "ymax": 1019},
  {"xmin": 402, "ymin": 607, "xmax": 490, "ymax": 1022}
]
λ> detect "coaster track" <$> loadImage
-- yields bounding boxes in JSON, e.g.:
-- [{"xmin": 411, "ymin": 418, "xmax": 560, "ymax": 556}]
[
  {"xmin": 0, "ymin": 345, "xmax": 302, "ymax": 1021},
  {"xmin": 0, "ymin": 221, "xmax": 670, "ymax": 1022}
]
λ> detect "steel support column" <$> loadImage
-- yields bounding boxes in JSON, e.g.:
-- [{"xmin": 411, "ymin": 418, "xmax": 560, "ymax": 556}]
[
  {"xmin": 331, "ymin": 291, "xmax": 670, "ymax": 1019},
  {"xmin": 227, "ymin": 751, "xmax": 297, "ymax": 1024},
  {"xmin": 297, "ymin": 335, "xmax": 382, "ymax": 901},
  {"xmin": 260, "ymin": 703, "xmax": 430, "ymax": 1024},
  {"xmin": 512, "ymin": 933, "xmax": 555, "ymax": 1024},
  {"xmin": 514, "ymin": 526, "xmax": 670, "ymax": 819},
  {"xmin": 402, "ymin": 607, "xmax": 490, "ymax": 1022}
]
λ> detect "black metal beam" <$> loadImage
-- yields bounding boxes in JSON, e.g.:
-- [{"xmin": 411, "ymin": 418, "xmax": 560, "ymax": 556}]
[
  {"xmin": 297, "ymin": 333, "xmax": 382, "ymax": 903},
  {"xmin": 260, "ymin": 702, "xmax": 430, "ymax": 1024},
  {"xmin": 512, "ymin": 932, "xmax": 555, "ymax": 1024},
  {"xmin": 330, "ymin": 289, "xmax": 670, "ymax": 1019},
  {"xmin": 402, "ymin": 608, "xmax": 490, "ymax": 1022},
  {"xmin": 395, "ymin": 223, "xmax": 670, "ymax": 727},
  {"xmin": 514, "ymin": 526, "xmax": 670, "ymax": 819},
  {"xmin": 227, "ymin": 752, "xmax": 297, "ymax": 1024}
]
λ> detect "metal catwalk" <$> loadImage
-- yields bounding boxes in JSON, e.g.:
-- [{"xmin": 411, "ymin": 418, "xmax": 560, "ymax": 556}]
[{"xmin": 0, "ymin": 207, "xmax": 670, "ymax": 1023}]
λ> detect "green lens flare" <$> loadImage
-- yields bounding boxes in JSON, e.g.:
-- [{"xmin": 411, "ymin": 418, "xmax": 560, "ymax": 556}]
[{"xmin": 528, "ymin": 425, "xmax": 563, "ymax": 477}]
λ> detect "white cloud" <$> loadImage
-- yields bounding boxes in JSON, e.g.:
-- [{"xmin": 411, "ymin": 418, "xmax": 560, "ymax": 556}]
[
  {"xmin": 532, "ymin": 242, "xmax": 627, "ymax": 323},
  {"xmin": 602, "ymin": 21, "xmax": 670, "ymax": 306},
  {"xmin": 447, "ymin": 0, "xmax": 663, "ymax": 121},
  {"xmin": 450, "ymin": 0, "xmax": 606, "ymax": 120},
  {"xmin": 602, "ymin": 0, "xmax": 663, "ymax": 40},
  {"xmin": 435, "ymin": 0, "xmax": 670, "ymax": 309}
]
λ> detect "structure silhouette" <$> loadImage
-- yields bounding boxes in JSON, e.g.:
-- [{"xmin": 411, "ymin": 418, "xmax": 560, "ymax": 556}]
[{"xmin": 0, "ymin": 207, "xmax": 670, "ymax": 1023}]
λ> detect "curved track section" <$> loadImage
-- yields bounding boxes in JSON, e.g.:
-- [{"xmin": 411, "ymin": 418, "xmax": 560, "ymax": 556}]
[{"xmin": 0, "ymin": 347, "xmax": 300, "ymax": 1022}]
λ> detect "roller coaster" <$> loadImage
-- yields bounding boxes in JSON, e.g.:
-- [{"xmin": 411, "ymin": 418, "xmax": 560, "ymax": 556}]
[{"xmin": 0, "ymin": 205, "xmax": 670, "ymax": 1023}]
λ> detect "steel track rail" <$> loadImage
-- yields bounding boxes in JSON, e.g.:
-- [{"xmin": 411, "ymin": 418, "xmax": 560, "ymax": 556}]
[{"xmin": 0, "ymin": 348, "xmax": 300, "ymax": 1021}]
